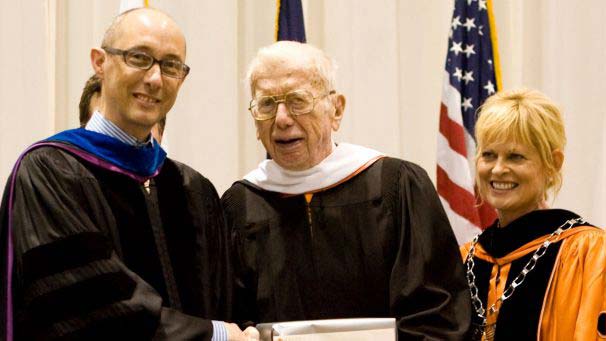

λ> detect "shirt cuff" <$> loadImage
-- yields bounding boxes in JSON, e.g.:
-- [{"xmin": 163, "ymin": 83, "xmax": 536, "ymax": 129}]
[{"xmin": 211, "ymin": 320, "xmax": 228, "ymax": 341}]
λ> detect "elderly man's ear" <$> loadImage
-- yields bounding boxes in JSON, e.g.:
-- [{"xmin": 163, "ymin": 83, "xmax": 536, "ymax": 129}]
[{"xmin": 330, "ymin": 94, "xmax": 346, "ymax": 131}]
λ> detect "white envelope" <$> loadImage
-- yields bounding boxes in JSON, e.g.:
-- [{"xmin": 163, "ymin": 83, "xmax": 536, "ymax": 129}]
[{"xmin": 257, "ymin": 318, "xmax": 397, "ymax": 341}]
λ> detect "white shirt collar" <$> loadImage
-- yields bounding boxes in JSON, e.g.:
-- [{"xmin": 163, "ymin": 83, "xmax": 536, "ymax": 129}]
[{"xmin": 85, "ymin": 111, "xmax": 154, "ymax": 147}]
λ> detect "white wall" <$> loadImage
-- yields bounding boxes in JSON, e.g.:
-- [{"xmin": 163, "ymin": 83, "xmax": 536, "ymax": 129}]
[
  {"xmin": 0, "ymin": 0, "xmax": 604, "ymax": 225},
  {"xmin": 493, "ymin": 0, "xmax": 606, "ymax": 224},
  {"xmin": 0, "ymin": 1, "xmax": 55, "ymax": 185}
]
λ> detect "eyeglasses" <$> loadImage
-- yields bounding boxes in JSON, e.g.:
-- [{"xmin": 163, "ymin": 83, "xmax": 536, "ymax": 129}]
[
  {"xmin": 102, "ymin": 47, "xmax": 190, "ymax": 79},
  {"xmin": 248, "ymin": 90, "xmax": 336, "ymax": 121}
]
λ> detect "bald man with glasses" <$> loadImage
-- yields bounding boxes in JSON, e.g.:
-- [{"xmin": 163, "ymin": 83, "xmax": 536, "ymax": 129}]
[{"xmin": 1, "ymin": 8, "xmax": 257, "ymax": 341}]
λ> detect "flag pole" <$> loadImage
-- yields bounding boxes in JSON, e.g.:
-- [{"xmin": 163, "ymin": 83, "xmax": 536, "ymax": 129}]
[{"xmin": 487, "ymin": 0, "xmax": 502, "ymax": 91}]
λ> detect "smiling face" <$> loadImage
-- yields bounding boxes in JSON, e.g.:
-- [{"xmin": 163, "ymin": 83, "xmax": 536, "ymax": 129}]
[
  {"xmin": 253, "ymin": 66, "xmax": 344, "ymax": 171},
  {"xmin": 474, "ymin": 89, "xmax": 568, "ymax": 226},
  {"xmin": 476, "ymin": 141, "xmax": 550, "ymax": 225},
  {"xmin": 91, "ymin": 9, "xmax": 186, "ymax": 140}
]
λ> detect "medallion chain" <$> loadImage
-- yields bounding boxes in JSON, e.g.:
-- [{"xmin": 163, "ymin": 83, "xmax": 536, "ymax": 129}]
[{"xmin": 465, "ymin": 217, "xmax": 585, "ymax": 340}]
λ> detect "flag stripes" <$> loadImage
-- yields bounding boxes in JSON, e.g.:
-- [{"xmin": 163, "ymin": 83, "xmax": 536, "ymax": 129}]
[{"xmin": 437, "ymin": 0, "xmax": 500, "ymax": 244}]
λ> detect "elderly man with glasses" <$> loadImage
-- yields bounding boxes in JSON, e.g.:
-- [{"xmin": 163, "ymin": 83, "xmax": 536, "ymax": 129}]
[
  {"xmin": 0, "ymin": 7, "xmax": 258, "ymax": 341},
  {"xmin": 222, "ymin": 41, "xmax": 471, "ymax": 340}
]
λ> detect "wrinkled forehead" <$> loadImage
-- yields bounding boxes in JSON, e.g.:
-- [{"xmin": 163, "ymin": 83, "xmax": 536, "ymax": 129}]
[{"xmin": 252, "ymin": 62, "xmax": 325, "ymax": 96}]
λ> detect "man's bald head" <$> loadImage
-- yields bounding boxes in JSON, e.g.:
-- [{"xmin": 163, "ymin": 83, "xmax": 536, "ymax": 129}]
[{"xmin": 101, "ymin": 7, "xmax": 186, "ymax": 55}]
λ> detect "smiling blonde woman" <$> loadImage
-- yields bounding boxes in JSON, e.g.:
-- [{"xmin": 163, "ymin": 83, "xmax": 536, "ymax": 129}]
[{"xmin": 460, "ymin": 88, "xmax": 606, "ymax": 340}]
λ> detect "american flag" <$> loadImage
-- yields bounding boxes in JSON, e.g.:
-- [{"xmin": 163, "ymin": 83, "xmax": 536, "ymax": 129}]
[
  {"xmin": 276, "ymin": 0, "xmax": 306, "ymax": 42},
  {"xmin": 437, "ymin": 0, "xmax": 501, "ymax": 244}
]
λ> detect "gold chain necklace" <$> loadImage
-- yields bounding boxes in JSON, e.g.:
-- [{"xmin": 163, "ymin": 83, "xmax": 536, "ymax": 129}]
[{"xmin": 465, "ymin": 217, "xmax": 585, "ymax": 340}]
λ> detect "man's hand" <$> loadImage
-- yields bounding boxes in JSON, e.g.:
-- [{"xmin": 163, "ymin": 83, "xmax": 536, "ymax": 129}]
[
  {"xmin": 225, "ymin": 322, "xmax": 259, "ymax": 341},
  {"xmin": 244, "ymin": 326, "xmax": 260, "ymax": 340}
]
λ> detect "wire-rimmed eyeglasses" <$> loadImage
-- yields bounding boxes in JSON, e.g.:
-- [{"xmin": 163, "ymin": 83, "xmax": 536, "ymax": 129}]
[
  {"xmin": 103, "ymin": 47, "xmax": 190, "ymax": 79},
  {"xmin": 248, "ymin": 89, "xmax": 336, "ymax": 121}
]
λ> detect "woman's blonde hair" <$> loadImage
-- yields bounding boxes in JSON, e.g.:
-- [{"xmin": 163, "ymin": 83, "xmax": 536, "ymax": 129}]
[{"xmin": 475, "ymin": 88, "xmax": 566, "ymax": 200}]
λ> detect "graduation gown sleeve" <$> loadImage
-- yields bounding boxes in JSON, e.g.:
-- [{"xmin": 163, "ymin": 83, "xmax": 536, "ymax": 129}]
[
  {"xmin": 539, "ymin": 228, "xmax": 606, "ymax": 340},
  {"xmin": 389, "ymin": 161, "xmax": 471, "ymax": 340},
  {"xmin": 1, "ymin": 147, "xmax": 214, "ymax": 340}
]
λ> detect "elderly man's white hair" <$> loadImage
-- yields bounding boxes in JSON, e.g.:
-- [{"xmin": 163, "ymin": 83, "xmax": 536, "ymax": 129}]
[{"xmin": 246, "ymin": 41, "xmax": 338, "ymax": 96}]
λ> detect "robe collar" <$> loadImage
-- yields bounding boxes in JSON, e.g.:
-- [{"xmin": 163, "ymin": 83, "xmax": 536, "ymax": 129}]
[
  {"xmin": 478, "ymin": 209, "xmax": 589, "ymax": 258},
  {"xmin": 243, "ymin": 142, "xmax": 385, "ymax": 195},
  {"xmin": 45, "ymin": 128, "xmax": 166, "ymax": 178}
]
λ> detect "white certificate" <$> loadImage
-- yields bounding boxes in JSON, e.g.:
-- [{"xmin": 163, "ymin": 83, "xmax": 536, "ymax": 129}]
[{"xmin": 257, "ymin": 317, "xmax": 397, "ymax": 341}]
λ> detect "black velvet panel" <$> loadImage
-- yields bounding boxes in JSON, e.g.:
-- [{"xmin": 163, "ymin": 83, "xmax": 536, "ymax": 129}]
[
  {"xmin": 479, "ymin": 209, "xmax": 588, "ymax": 257},
  {"xmin": 468, "ymin": 246, "xmax": 561, "ymax": 340},
  {"xmin": 85, "ymin": 164, "xmax": 169, "ymax": 304},
  {"xmin": 21, "ymin": 232, "xmax": 111, "ymax": 283},
  {"xmin": 24, "ymin": 271, "xmax": 136, "ymax": 329},
  {"xmin": 155, "ymin": 161, "xmax": 200, "ymax": 314},
  {"xmin": 25, "ymin": 309, "xmax": 156, "ymax": 341},
  {"xmin": 493, "ymin": 244, "xmax": 560, "ymax": 340}
]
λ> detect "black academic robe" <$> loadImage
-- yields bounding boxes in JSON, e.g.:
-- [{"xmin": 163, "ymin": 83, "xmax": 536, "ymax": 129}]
[
  {"xmin": 0, "ymin": 143, "xmax": 231, "ymax": 340},
  {"xmin": 222, "ymin": 157, "xmax": 471, "ymax": 340}
]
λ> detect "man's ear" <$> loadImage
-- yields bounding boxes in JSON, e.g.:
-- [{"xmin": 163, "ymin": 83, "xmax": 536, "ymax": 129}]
[
  {"xmin": 91, "ymin": 48, "xmax": 106, "ymax": 79},
  {"xmin": 254, "ymin": 121, "xmax": 261, "ymax": 140},
  {"xmin": 330, "ymin": 94, "xmax": 346, "ymax": 131}
]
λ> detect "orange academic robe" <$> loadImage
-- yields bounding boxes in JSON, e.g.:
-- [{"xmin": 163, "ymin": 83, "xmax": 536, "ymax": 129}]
[{"xmin": 460, "ymin": 209, "xmax": 606, "ymax": 340}]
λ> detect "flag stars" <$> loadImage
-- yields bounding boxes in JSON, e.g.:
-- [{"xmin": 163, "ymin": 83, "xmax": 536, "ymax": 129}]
[
  {"xmin": 450, "ymin": 41, "xmax": 463, "ymax": 55},
  {"xmin": 452, "ymin": 16, "xmax": 462, "ymax": 30},
  {"xmin": 463, "ymin": 18, "xmax": 476, "ymax": 32},
  {"xmin": 453, "ymin": 67, "xmax": 463, "ymax": 81},
  {"xmin": 463, "ymin": 44, "xmax": 476, "ymax": 57},
  {"xmin": 462, "ymin": 97, "xmax": 474, "ymax": 111},
  {"xmin": 478, "ymin": 0, "xmax": 487, "ymax": 11},
  {"xmin": 484, "ymin": 80, "xmax": 496, "ymax": 95},
  {"xmin": 462, "ymin": 70, "xmax": 474, "ymax": 84},
  {"xmin": 467, "ymin": 0, "xmax": 477, "ymax": 5},
  {"xmin": 478, "ymin": 25, "xmax": 484, "ymax": 36}
]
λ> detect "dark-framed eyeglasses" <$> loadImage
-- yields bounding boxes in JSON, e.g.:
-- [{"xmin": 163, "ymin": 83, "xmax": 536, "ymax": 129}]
[
  {"xmin": 102, "ymin": 47, "xmax": 190, "ymax": 79},
  {"xmin": 248, "ymin": 89, "xmax": 336, "ymax": 121}
]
